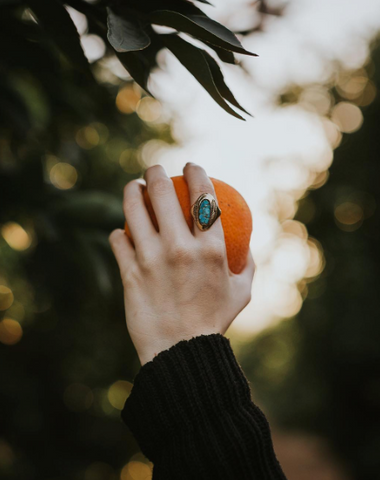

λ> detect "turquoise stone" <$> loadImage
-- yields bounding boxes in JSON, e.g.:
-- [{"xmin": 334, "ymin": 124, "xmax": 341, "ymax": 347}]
[{"xmin": 199, "ymin": 199, "xmax": 211, "ymax": 225}]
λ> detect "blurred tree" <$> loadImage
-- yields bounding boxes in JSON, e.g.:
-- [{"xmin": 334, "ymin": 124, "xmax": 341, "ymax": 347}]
[
  {"xmin": 239, "ymin": 39, "xmax": 380, "ymax": 480},
  {"xmin": 0, "ymin": 1, "xmax": 173, "ymax": 479}
]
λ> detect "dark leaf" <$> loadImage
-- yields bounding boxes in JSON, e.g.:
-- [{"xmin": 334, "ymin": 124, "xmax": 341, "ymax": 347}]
[
  {"xmin": 207, "ymin": 43, "xmax": 236, "ymax": 64},
  {"xmin": 203, "ymin": 52, "xmax": 252, "ymax": 116},
  {"xmin": 162, "ymin": 34, "xmax": 245, "ymax": 120},
  {"xmin": 27, "ymin": 0, "xmax": 92, "ymax": 77},
  {"xmin": 194, "ymin": 0, "xmax": 214, "ymax": 4},
  {"xmin": 116, "ymin": 51, "xmax": 152, "ymax": 93},
  {"xmin": 53, "ymin": 192, "xmax": 124, "ymax": 230},
  {"xmin": 107, "ymin": 8, "xmax": 151, "ymax": 53},
  {"xmin": 65, "ymin": 0, "xmax": 105, "ymax": 25},
  {"xmin": 122, "ymin": 0, "xmax": 204, "ymax": 16},
  {"xmin": 151, "ymin": 10, "xmax": 257, "ymax": 56},
  {"xmin": 0, "ymin": 79, "xmax": 31, "ymax": 137}
]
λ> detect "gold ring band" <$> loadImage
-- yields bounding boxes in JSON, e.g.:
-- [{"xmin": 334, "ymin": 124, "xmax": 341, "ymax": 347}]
[{"xmin": 190, "ymin": 193, "xmax": 222, "ymax": 231}]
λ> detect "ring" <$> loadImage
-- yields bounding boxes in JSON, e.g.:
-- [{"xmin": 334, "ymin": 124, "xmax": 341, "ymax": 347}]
[{"xmin": 190, "ymin": 193, "xmax": 222, "ymax": 231}]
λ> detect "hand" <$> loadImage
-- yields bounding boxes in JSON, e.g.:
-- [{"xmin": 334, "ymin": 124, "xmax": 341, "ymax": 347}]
[{"xmin": 109, "ymin": 163, "xmax": 255, "ymax": 366}]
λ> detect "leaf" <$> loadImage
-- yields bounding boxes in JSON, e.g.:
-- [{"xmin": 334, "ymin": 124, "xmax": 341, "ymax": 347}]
[
  {"xmin": 26, "ymin": 0, "xmax": 92, "ymax": 77},
  {"xmin": 116, "ymin": 30, "xmax": 162, "ymax": 93},
  {"xmin": 0, "ymin": 79, "xmax": 31, "ymax": 136},
  {"xmin": 207, "ymin": 44, "xmax": 236, "ymax": 64},
  {"xmin": 203, "ymin": 52, "xmax": 252, "ymax": 116},
  {"xmin": 161, "ymin": 34, "xmax": 246, "ymax": 120},
  {"xmin": 116, "ymin": 51, "xmax": 152, "ymax": 93},
  {"xmin": 151, "ymin": 10, "xmax": 257, "ymax": 56},
  {"xmin": 53, "ymin": 192, "xmax": 124, "ymax": 230},
  {"xmin": 107, "ymin": 8, "xmax": 151, "ymax": 53}
]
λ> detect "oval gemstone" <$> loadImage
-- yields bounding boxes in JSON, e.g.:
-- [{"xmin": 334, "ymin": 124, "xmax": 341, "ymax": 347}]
[{"xmin": 199, "ymin": 199, "xmax": 211, "ymax": 226}]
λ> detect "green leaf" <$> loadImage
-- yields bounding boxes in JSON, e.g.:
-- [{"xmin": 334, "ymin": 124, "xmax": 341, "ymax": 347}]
[
  {"xmin": 116, "ymin": 51, "xmax": 152, "ymax": 93},
  {"xmin": 26, "ymin": 0, "xmax": 92, "ymax": 77},
  {"xmin": 107, "ymin": 8, "xmax": 151, "ymax": 53},
  {"xmin": 151, "ymin": 10, "xmax": 257, "ymax": 56},
  {"xmin": 53, "ymin": 192, "xmax": 124, "ymax": 230},
  {"xmin": 203, "ymin": 52, "xmax": 252, "ymax": 116},
  {"xmin": 207, "ymin": 44, "xmax": 236, "ymax": 64},
  {"xmin": 161, "ymin": 34, "xmax": 246, "ymax": 120}
]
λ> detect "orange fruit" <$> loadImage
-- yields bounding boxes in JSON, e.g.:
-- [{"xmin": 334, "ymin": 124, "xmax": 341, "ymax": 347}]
[{"xmin": 124, "ymin": 175, "xmax": 252, "ymax": 274}]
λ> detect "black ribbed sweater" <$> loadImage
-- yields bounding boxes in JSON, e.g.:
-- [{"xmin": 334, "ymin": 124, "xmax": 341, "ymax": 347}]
[{"xmin": 121, "ymin": 334, "xmax": 287, "ymax": 479}]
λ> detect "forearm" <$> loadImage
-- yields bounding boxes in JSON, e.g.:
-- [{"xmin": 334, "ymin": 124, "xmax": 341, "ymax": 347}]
[{"xmin": 121, "ymin": 334, "xmax": 287, "ymax": 480}]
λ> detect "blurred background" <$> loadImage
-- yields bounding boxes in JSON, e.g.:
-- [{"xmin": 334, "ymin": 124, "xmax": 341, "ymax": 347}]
[{"xmin": 1, "ymin": 0, "xmax": 380, "ymax": 479}]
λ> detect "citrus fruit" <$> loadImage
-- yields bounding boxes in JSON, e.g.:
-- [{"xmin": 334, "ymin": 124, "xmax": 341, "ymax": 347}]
[{"xmin": 124, "ymin": 175, "xmax": 252, "ymax": 274}]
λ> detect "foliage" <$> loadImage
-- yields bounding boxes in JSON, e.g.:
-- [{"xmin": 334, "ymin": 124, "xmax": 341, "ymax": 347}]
[
  {"xmin": 0, "ymin": 2, "xmax": 175, "ymax": 479},
  {"xmin": 0, "ymin": 0, "xmax": 257, "ymax": 120}
]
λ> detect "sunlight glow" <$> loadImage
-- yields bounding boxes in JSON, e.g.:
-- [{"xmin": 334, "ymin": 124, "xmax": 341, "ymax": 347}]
[{"xmin": 97, "ymin": 0, "xmax": 380, "ymax": 335}]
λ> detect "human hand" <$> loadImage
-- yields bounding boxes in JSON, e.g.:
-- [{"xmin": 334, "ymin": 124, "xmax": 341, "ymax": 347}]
[{"xmin": 109, "ymin": 163, "xmax": 255, "ymax": 366}]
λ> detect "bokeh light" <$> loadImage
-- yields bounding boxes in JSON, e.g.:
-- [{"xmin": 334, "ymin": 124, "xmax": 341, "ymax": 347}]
[
  {"xmin": 0, "ymin": 318, "xmax": 23, "ymax": 345},
  {"xmin": 49, "ymin": 163, "xmax": 78, "ymax": 190},
  {"xmin": 305, "ymin": 238, "xmax": 325, "ymax": 279},
  {"xmin": 136, "ymin": 98, "xmax": 162, "ymax": 123},
  {"xmin": 107, "ymin": 380, "xmax": 132, "ymax": 410},
  {"xmin": 1, "ymin": 222, "xmax": 32, "ymax": 251},
  {"xmin": 76, "ymin": 125, "xmax": 100, "ymax": 149},
  {"xmin": 81, "ymin": 34, "xmax": 106, "ymax": 63},
  {"xmin": 120, "ymin": 458, "xmax": 152, "ymax": 480},
  {"xmin": 0, "ymin": 286, "xmax": 14, "ymax": 311},
  {"xmin": 331, "ymin": 102, "xmax": 364, "ymax": 133},
  {"xmin": 335, "ymin": 201, "xmax": 364, "ymax": 231},
  {"xmin": 116, "ymin": 86, "xmax": 141, "ymax": 114},
  {"xmin": 119, "ymin": 150, "xmax": 142, "ymax": 174}
]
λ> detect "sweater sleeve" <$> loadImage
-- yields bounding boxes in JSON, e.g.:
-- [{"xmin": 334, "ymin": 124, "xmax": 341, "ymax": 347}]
[{"xmin": 121, "ymin": 333, "xmax": 287, "ymax": 480}]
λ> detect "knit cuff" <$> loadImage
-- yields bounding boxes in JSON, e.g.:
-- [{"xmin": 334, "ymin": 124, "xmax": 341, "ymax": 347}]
[{"xmin": 121, "ymin": 334, "xmax": 253, "ymax": 461}]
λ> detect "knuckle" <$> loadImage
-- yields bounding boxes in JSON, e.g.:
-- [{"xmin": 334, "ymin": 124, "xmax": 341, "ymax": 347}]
[
  {"xmin": 124, "ymin": 197, "xmax": 141, "ymax": 216},
  {"xmin": 194, "ymin": 182, "xmax": 214, "ymax": 196},
  {"xmin": 204, "ymin": 242, "xmax": 226, "ymax": 264},
  {"xmin": 167, "ymin": 243, "xmax": 195, "ymax": 265},
  {"xmin": 138, "ymin": 249, "xmax": 158, "ymax": 272},
  {"xmin": 122, "ymin": 263, "xmax": 140, "ymax": 288},
  {"xmin": 149, "ymin": 177, "xmax": 172, "ymax": 197}
]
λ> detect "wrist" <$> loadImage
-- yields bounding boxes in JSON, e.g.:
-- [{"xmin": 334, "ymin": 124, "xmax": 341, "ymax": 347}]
[{"xmin": 138, "ymin": 328, "xmax": 221, "ymax": 366}]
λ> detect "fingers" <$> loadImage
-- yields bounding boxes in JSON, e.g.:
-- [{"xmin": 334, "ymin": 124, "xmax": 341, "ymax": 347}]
[
  {"xmin": 144, "ymin": 165, "xmax": 191, "ymax": 241},
  {"xmin": 123, "ymin": 178, "xmax": 158, "ymax": 251},
  {"xmin": 109, "ymin": 229, "xmax": 136, "ymax": 276},
  {"xmin": 183, "ymin": 162, "xmax": 225, "ymax": 241}
]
